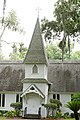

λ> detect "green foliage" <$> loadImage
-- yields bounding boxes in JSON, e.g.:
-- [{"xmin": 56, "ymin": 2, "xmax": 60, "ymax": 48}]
[
  {"xmin": 46, "ymin": 43, "xmax": 62, "ymax": 59},
  {"xmin": 65, "ymin": 101, "xmax": 80, "ymax": 112},
  {"xmin": 50, "ymin": 99, "xmax": 62, "ymax": 108},
  {"xmin": 5, "ymin": 111, "xmax": 15, "ymax": 117},
  {"xmin": 10, "ymin": 102, "xmax": 22, "ymax": 110},
  {"xmin": 9, "ymin": 43, "xmax": 18, "ymax": 60},
  {"xmin": 3, "ymin": 9, "xmax": 25, "ymax": 34},
  {"xmin": 5, "ymin": 110, "xmax": 21, "ymax": 118},
  {"xmin": 43, "ymin": 98, "xmax": 62, "ymax": 117},
  {"xmin": 0, "ymin": 9, "xmax": 25, "ymax": 60},
  {"xmin": 18, "ymin": 42, "xmax": 27, "ymax": 60},
  {"xmin": 0, "ymin": 112, "xmax": 2, "ymax": 116},
  {"xmin": 63, "ymin": 112, "xmax": 70, "ymax": 119},
  {"xmin": 65, "ymin": 101, "xmax": 80, "ymax": 120},
  {"xmin": 0, "ymin": 116, "xmax": 5, "ymax": 120},
  {"xmin": 56, "ymin": 111, "xmax": 62, "ymax": 118},
  {"xmin": 46, "ymin": 43, "xmax": 78, "ymax": 60},
  {"xmin": 71, "ymin": 93, "xmax": 80, "ymax": 101},
  {"xmin": 9, "ymin": 42, "xmax": 27, "ymax": 60},
  {"xmin": 41, "ymin": 0, "xmax": 80, "ymax": 60},
  {"xmin": 44, "ymin": 103, "xmax": 57, "ymax": 109},
  {"xmin": 71, "ymin": 51, "xmax": 80, "ymax": 60}
]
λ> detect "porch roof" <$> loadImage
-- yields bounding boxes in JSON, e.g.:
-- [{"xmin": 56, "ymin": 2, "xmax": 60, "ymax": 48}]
[{"xmin": 21, "ymin": 84, "xmax": 45, "ymax": 98}]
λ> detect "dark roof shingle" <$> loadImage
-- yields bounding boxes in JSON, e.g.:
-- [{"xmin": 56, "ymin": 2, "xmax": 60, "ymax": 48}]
[{"xmin": 24, "ymin": 18, "xmax": 47, "ymax": 64}]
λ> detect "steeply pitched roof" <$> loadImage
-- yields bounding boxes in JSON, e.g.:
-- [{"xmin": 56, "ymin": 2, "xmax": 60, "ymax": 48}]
[
  {"xmin": 48, "ymin": 60, "xmax": 80, "ymax": 92},
  {"xmin": 24, "ymin": 18, "xmax": 47, "ymax": 64},
  {"xmin": 0, "ymin": 61, "xmax": 24, "ymax": 92},
  {"xmin": 1, "ymin": 60, "xmax": 80, "ymax": 92}
]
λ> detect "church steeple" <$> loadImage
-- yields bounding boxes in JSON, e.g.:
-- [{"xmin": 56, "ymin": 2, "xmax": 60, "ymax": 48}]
[{"xmin": 24, "ymin": 18, "xmax": 48, "ymax": 65}]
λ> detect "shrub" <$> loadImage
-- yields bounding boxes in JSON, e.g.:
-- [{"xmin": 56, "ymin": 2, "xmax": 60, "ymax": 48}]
[
  {"xmin": 0, "ymin": 112, "xmax": 2, "ymax": 116},
  {"xmin": 63, "ymin": 112, "xmax": 70, "ymax": 119},
  {"xmin": 56, "ymin": 111, "xmax": 62, "ymax": 118},
  {"xmin": 10, "ymin": 102, "xmax": 22, "ymax": 110},
  {"xmin": 5, "ymin": 110, "xmax": 21, "ymax": 118},
  {"xmin": 5, "ymin": 111, "xmax": 15, "ymax": 117}
]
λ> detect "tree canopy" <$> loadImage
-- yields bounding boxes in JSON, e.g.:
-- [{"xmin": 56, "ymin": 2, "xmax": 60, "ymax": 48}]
[
  {"xmin": 9, "ymin": 42, "xmax": 27, "ymax": 60},
  {"xmin": 41, "ymin": 0, "xmax": 80, "ymax": 61},
  {"xmin": 0, "ymin": 9, "xmax": 25, "ymax": 60},
  {"xmin": 46, "ymin": 43, "xmax": 80, "ymax": 60}
]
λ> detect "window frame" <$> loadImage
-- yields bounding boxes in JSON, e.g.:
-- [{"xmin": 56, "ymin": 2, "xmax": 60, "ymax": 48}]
[
  {"xmin": 16, "ymin": 94, "xmax": 22, "ymax": 103},
  {"xmin": 0, "ymin": 94, "xmax": 5, "ymax": 107},
  {"xmin": 32, "ymin": 64, "xmax": 38, "ymax": 74}
]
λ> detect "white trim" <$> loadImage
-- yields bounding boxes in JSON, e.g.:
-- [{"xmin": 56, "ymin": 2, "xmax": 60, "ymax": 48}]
[{"xmin": 21, "ymin": 84, "xmax": 44, "ymax": 98}]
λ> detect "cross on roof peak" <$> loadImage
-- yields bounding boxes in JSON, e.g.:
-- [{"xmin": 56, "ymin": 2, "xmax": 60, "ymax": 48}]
[{"xmin": 36, "ymin": 7, "xmax": 41, "ymax": 18}]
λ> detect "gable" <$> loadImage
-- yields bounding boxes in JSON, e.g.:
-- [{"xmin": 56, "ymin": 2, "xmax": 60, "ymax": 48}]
[{"xmin": 21, "ymin": 84, "xmax": 45, "ymax": 98}]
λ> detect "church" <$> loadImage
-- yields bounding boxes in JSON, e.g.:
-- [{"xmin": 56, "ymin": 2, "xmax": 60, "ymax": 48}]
[{"xmin": 0, "ymin": 18, "xmax": 80, "ymax": 118}]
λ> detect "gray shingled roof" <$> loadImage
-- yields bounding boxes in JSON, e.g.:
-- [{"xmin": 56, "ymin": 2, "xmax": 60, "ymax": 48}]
[
  {"xmin": 22, "ymin": 78, "xmax": 51, "ymax": 84},
  {"xmin": 24, "ymin": 18, "xmax": 47, "ymax": 64},
  {"xmin": 0, "ymin": 61, "xmax": 24, "ymax": 92},
  {"xmin": 1, "ymin": 60, "xmax": 80, "ymax": 93},
  {"xmin": 48, "ymin": 60, "xmax": 80, "ymax": 92}
]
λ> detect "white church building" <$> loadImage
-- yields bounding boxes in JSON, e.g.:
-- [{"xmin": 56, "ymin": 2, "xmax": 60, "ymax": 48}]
[{"xmin": 0, "ymin": 18, "xmax": 80, "ymax": 118}]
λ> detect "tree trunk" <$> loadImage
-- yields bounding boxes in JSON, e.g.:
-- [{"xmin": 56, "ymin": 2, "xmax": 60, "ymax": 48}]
[
  {"xmin": 74, "ymin": 112, "xmax": 79, "ymax": 120},
  {"xmin": 68, "ymin": 35, "xmax": 70, "ymax": 58}
]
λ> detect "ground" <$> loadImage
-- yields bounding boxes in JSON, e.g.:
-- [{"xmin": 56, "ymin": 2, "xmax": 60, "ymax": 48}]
[{"xmin": 0, "ymin": 117, "xmax": 75, "ymax": 120}]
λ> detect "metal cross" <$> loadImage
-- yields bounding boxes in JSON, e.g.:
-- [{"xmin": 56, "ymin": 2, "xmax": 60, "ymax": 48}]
[{"xmin": 36, "ymin": 7, "xmax": 41, "ymax": 18}]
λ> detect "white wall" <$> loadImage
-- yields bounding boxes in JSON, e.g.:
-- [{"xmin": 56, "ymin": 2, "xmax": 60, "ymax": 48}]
[
  {"xmin": 25, "ymin": 64, "xmax": 47, "ymax": 79},
  {"xmin": 23, "ymin": 82, "xmax": 48, "ymax": 117},
  {"xmin": 60, "ymin": 93, "xmax": 72, "ymax": 114},
  {"xmin": 0, "ymin": 94, "xmax": 16, "ymax": 111}
]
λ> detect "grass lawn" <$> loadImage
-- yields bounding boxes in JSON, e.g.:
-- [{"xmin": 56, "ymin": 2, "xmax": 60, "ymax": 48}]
[
  {"xmin": 0, "ymin": 116, "xmax": 6, "ymax": 120},
  {"xmin": 65, "ymin": 118, "xmax": 75, "ymax": 120}
]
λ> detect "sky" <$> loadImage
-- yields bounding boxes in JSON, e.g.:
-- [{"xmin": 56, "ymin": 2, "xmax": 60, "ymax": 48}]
[{"xmin": 0, "ymin": 0, "xmax": 57, "ymax": 58}]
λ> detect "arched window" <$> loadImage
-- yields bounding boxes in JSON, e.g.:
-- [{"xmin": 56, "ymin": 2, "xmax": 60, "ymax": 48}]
[{"xmin": 32, "ymin": 65, "xmax": 38, "ymax": 73}]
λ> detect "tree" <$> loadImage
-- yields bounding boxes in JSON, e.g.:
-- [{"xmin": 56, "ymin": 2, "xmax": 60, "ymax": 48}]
[
  {"xmin": 9, "ymin": 43, "xmax": 18, "ymax": 60},
  {"xmin": 71, "ymin": 51, "xmax": 80, "ymax": 60},
  {"xmin": 2, "ymin": 0, "xmax": 6, "ymax": 24},
  {"xmin": 43, "ymin": 98, "xmax": 62, "ymax": 117},
  {"xmin": 41, "ymin": 0, "xmax": 80, "ymax": 61},
  {"xmin": 0, "ymin": 9, "xmax": 25, "ymax": 60},
  {"xmin": 65, "ymin": 101, "xmax": 80, "ymax": 120},
  {"xmin": 18, "ymin": 43, "xmax": 27, "ymax": 60},
  {"xmin": 10, "ymin": 102, "xmax": 22, "ymax": 117},
  {"xmin": 0, "ymin": 9, "xmax": 25, "ymax": 41},
  {"xmin": 46, "ymin": 43, "xmax": 74, "ymax": 60},
  {"xmin": 9, "ymin": 42, "xmax": 27, "ymax": 60},
  {"xmin": 46, "ymin": 43, "xmax": 62, "ymax": 59}
]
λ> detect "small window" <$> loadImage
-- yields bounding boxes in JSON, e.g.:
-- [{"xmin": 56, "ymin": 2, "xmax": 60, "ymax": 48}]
[
  {"xmin": 53, "ymin": 94, "xmax": 60, "ymax": 100},
  {"xmin": 53, "ymin": 94, "xmax": 56, "ymax": 99},
  {"xmin": 16, "ymin": 94, "xmax": 22, "ymax": 103},
  {"xmin": 0, "ymin": 94, "xmax": 1, "ymax": 106},
  {"xmin": 71, "ymin": 94, "xmax": 73, "ymax": 101},
  {"xmin": 2, "ymin": 94, "xmax": 5, "ymax": 107},
  {"xmin": 16, "ymin": 94, "xmax": 19, "ymax": 102},
  {"xmin": 32, "ymin": 65, "xmax": 38, "ymax": 73},
  {"xmin": 30, "ymin": 87, "xmax": 35, "ymax": 90},
  {"xmin": 0, "ymin": 94, "xmax": 5, "ymax": 107},
  {"xmin": 57, "ymin": 94, "xmax": 60, "ymax": 100}
]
